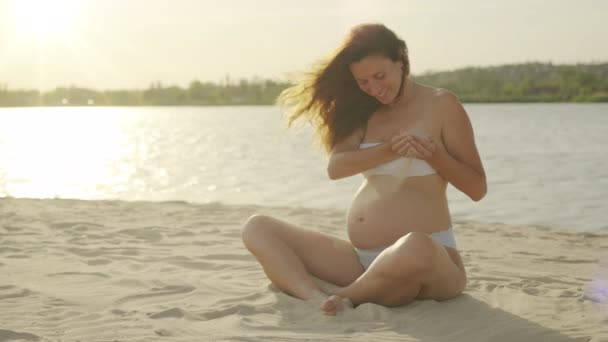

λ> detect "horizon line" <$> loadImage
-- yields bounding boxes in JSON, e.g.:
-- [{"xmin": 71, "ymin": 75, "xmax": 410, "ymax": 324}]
[{"xmin": 2, "ymin": 60, "xmax": 607, "ymax": 92}]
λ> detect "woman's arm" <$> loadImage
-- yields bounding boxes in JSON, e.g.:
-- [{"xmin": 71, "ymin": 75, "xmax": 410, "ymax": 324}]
[
  {"xmin": 395, "ymin": 91, "xmax": 487, "ymax": 201},
  {"xmin": 434, "ymin": 91, "xmax": 487, "ymax": 200},
  {"xmin": 327, "ymin": 129, "xmax": 400, "ymax": 180}
]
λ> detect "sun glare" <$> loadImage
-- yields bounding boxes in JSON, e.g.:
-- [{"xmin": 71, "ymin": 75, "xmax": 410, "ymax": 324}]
[{"xmin": 8, "ymin": 0, "xmax": 82, "ymax": 40}]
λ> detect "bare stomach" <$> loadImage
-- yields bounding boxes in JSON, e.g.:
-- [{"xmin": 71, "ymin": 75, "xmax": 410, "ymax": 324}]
[{"xmin": 346, "ymin": 175, "xmax": 452, "ymax": 249}]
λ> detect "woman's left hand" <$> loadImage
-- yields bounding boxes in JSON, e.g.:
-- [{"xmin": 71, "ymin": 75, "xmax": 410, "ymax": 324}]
[{"xmin": 392, "ymin": 134, "xmax": 439, "ymax": 161}]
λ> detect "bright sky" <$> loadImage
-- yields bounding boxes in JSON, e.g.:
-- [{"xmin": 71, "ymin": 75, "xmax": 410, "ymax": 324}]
[{"xmin": 0, "ymin": 0, "xmax": 606, "ymax": 90}]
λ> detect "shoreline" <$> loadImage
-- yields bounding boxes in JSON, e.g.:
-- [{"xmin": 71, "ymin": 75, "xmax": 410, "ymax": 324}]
[{"xmin": 1, "ymin": 196, "xmax": 606, "ymax": 236}]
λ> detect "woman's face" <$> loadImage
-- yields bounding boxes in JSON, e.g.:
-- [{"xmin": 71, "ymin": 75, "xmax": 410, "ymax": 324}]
[{"xmin": 349, "ymin": 54, "xmax": 404, "ymax": 105}]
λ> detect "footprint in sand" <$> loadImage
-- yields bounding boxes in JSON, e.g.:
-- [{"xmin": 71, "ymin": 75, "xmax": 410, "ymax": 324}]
[
  {"xmin": 46, "ymin": 271, "xmax": 110, "ymax": 279},
  {"xmin": 115, "ymin": 285, "xmax": 195, "ymax": 304},
  {"xmin": 148, "ymin": 307, "xmax": 186, "ymax": 319},
  {"xmin": 0, "ymin": 285, "xmax": 33, "ymax": 300},
  {"xmin": 0, "ymin": 329, "xmax": 40, "ymax": 341}
]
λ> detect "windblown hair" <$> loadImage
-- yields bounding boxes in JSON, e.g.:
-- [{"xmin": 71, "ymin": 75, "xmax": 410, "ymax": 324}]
[{"xmin": 278, "ymin": 23, "xmax": 409, "ymax": 153}]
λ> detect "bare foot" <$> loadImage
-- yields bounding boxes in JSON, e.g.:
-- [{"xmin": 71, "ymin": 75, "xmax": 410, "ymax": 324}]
[{"xmin": 320, "ymin": 295, "xmax": 353, "ymax": 316}]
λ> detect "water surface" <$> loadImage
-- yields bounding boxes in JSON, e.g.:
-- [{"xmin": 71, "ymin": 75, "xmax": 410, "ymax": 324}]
[{"xmin": 1, "ymin": 104, "xmax": 606, "ymax": 232}]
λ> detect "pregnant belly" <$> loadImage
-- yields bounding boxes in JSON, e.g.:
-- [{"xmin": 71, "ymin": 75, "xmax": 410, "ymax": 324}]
[{"xmin": 346, "ymin": 181, "xmax": 451, "ymax": 249}]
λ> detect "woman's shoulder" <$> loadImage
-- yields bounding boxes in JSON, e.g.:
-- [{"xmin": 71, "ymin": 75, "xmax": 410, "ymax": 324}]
[
  {"xmin": 418, "ymin": 85, "xmax": 467, "ymax": 126},
  {"xmin": 413, "ymin": 84, "xmax": 462, "ymax": 115},
  {"xmin": 416, "ymin": 83, "xmax": 460, "ymax": 104}
]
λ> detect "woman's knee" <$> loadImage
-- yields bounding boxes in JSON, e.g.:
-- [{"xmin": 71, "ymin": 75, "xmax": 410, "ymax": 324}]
[
  {"xmin": 241, "ymin": 214, "xmax": 275, "ymax": 246},
  {"xmin": 389, "ymin": 232, "xmax": 437, "ymax": 275}
]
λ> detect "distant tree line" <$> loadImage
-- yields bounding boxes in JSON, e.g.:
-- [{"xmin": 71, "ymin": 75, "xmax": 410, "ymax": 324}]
[
  {"xmin": 0, "ymin": 78, "xmax": 290, "ymax": 107},
  {"xmin": 415, "ymin": 62, "xmax": 608, "ymax": 102},
  {"xmin": 0, "ymin": 62, "xmax": 607, "ymax": 107}
]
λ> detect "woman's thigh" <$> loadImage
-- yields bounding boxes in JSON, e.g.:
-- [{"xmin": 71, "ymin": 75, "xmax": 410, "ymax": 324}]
[{"xmin": 243, "ymin": 214, "xmax": 365, "ymax": 287}]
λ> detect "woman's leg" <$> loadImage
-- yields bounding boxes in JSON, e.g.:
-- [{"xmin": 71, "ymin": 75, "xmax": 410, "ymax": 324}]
[
  {"xmin": 322, "ymin": 231, "xmax": 466, "ymax": 315},
  {"xmin": 241, "ymin": 214, "xmax": 365, "ymax": 300}
]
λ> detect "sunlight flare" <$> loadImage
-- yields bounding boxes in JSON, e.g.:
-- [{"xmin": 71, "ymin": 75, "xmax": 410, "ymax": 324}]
[{"xmin": 8, "ymin": 0, "xmax": 83, "ymax": 41}]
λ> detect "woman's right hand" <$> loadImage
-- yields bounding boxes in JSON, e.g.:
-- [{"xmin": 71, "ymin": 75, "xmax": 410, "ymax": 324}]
[
  {"xmin": 389, "ymin": 128, "xmax": 432, "ymax": 159},
  {"xmin": 389, "ymin": 129, "xmax": 415, "ymax": 157}
]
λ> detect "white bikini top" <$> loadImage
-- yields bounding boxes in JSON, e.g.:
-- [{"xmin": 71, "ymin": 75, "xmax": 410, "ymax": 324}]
[{"xmin": 360, "ymin": 142, "xmax": 437, "ymax": 178}]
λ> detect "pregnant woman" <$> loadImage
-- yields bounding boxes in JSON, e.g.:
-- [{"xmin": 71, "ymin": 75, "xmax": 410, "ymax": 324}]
[{"xmin": 241, "ymin": 23, "xmax": 486, "ymax": 316}]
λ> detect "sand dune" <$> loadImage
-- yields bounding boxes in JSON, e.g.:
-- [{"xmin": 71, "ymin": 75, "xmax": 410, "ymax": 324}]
[{"xmin": 0, "ymin": 197, "xmax": 606, "ymax": 341}]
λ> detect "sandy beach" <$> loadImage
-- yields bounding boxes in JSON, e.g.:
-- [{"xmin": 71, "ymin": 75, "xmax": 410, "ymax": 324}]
[{"xmin": 0, "ymin": 197, "xmax": 606, "ymax": 341}]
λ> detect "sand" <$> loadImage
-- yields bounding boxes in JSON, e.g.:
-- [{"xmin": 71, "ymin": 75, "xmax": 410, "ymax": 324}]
[{"xmin": 0, "ymin": 197, "xmax": 606, "ymax": 341}]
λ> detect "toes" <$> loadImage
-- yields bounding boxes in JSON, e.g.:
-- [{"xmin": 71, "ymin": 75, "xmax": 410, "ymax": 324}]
[
  {"xmin": 321, "ymin": 295, "xmax": 349, "ymax": 316},
  {"xmin": 321, "ymin": 298, "xmax": 337, "ymax": 315}
]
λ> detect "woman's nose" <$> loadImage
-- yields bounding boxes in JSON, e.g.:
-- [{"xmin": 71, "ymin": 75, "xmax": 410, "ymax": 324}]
[{"xmin": 369, "ymin": 82, "xmax": 381, "ymax": 96}]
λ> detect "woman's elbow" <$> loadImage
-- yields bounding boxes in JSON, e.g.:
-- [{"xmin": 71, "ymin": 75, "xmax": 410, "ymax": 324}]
[
  {"xmin": 470, "ymin": 182, "xmax": 487, "ymax": 202},
  {"xmin": 327, "ymin": 165, "xmax": 340, "ymax": 180},
  {"xmin": 326, "ymin": 161, "xmax": 348, "ymax": 180}
]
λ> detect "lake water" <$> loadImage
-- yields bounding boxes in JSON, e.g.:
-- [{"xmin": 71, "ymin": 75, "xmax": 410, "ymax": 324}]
[{"xmin": 0, "ymin": 104, "xmax": 607, "ymax": 232}]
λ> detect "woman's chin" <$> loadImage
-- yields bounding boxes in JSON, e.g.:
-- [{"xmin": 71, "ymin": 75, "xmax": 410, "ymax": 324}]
[{"xmin": 378, "ymin": 96, "xmax": 395, "ymax": 105}]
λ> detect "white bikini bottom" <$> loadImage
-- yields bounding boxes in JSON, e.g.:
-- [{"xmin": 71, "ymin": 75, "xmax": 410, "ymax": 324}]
[{"xmin": 354, "ymin": 228, "xmax": 457, "ymax": 270}]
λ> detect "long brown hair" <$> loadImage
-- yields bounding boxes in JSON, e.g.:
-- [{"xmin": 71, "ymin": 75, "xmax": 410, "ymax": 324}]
[{"xmin": 278, "ymin": 23, "xmax": 410, "ymax": 153}]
